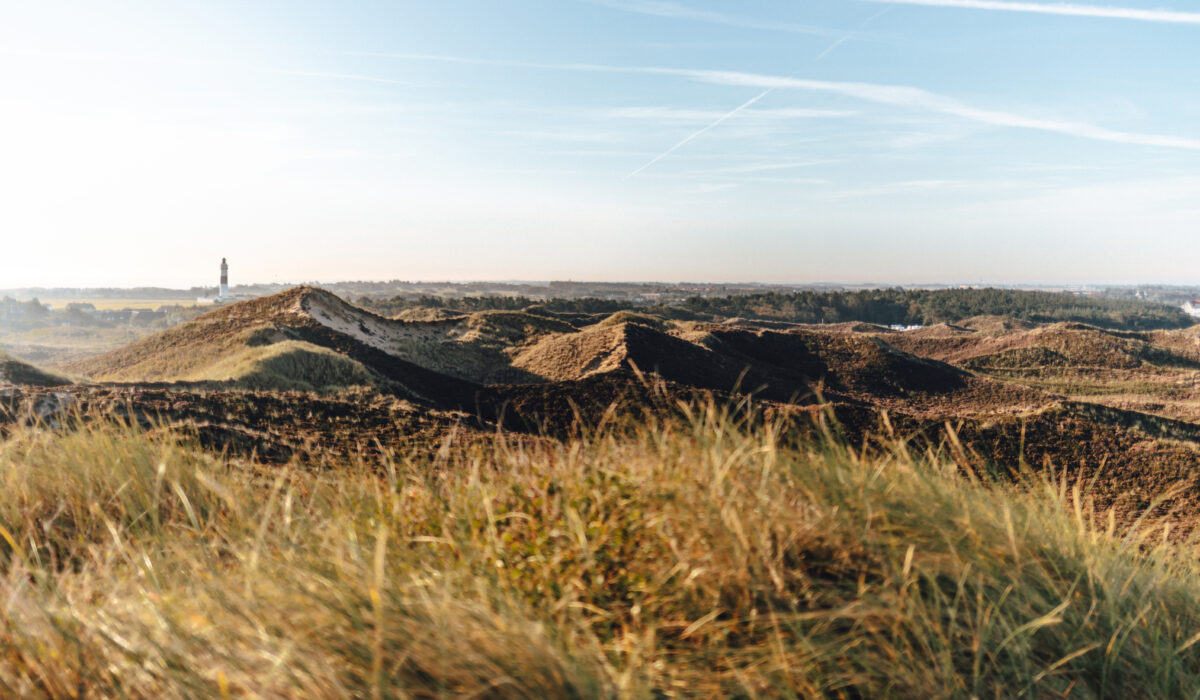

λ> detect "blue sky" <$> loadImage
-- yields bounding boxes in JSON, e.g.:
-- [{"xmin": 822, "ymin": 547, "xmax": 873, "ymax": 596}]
[{"xmin": 2, "ymin": 0, "xmax": 1199, "ymax": 287}]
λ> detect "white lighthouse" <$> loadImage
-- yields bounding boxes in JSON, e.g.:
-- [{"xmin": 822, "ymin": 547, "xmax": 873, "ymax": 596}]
[{"xmin": 219, "ymin": 258, "xmax": 229, "ymax": 299}]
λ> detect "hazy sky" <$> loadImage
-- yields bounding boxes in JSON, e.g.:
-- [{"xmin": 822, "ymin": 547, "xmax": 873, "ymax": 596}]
[{"xmin": 3, "ymin": 0, "xmax": 1199, "ymax": 287}]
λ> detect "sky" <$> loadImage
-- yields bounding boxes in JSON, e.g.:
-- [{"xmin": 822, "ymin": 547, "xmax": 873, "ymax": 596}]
[{"xmin": 2, "ymin": 0, "xmax": 1199, "ymax": 288}]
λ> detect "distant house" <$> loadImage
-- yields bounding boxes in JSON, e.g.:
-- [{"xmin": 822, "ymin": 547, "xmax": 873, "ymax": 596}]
[
  {"xmin": 131, "ymin": 310, "xmax": 166, "ymax": 327},
  {"xmin": 100, "ymin": 310, "xmax": 134, "ymax": 325},
  {"xmin": 1182, "ymin": 300, "xmax": 1200, "ymax": 318}
]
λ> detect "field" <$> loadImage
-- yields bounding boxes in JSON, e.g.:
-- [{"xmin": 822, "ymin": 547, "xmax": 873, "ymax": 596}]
[
  {"xmin": 0, "ymin": 326, "xmax": 156, "ymax": 368},
  {"xmin": 4, "ymin": 286, "xmax": 1200, "ymax": 696},
  {"xmin": 36, "ymin": 298, "xmax": 200, "ymax": 310},
  {"xmin": 0, "ymin": 302, "xmax": 212, "ymax": 367}
]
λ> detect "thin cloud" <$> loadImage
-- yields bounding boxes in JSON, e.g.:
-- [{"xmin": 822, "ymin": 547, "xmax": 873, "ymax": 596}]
[
  {"xmin": 680, "ymin": 69, "xmax": 1200, "ymax": 150},
  {"xmin": 860, "ymin": 0, "xmax": 1200, "ymax": 25},
  {"xmin": 680, "ymin": 183, "xmax": 739, "ymax": 195},
  {"xmin": 624, "ymin": 89, "xmax": 774, "ymax": 178},
  {"xmin": 707, "ymin": 160, "xmax": 835, "ymax": 174},
  {"xmin": 605, "ymin": 106, "xmax": 856, "ymax": 121},
  {"xmin": 585, "ymin": 0, "xmax": 881, "ymax": 39},
  {"xmin": 1006, "ymin": 163, "xmax": 1106, "ymax": 172},
  {"xmin": 622, "ymin": 6, "xmax": 887, "ymax": 178},
  {"xmin": 292, "ymin": 149, "xmax": 413, "ymax": 161},
  {"xmin": 335, "ymin": 51, "xmax": 633, "ymax": 74},
  {"xmin": 491, "ymin": 129, "xmax": 626, "ymax": 144},
  {"xmin": 264, "ymin": 69, "xmax": 423, "ymax": 87},
  {"xmin": 821, "ymin": 178, "xmax": 1034, "ymax": 200},
  {"xmin": 345, "ymin": 52, "xmax": 1200, "ymax": 151}
]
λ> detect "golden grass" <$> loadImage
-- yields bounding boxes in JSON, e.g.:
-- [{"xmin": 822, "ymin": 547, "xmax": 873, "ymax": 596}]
[
  {"xmin": 3, "ymin": 406, "xmax": 1200, "ymax": 697},
  {"xmin": 185, "ymin": 340, "xmax": 377, "ymax": 392},
  {"xmin": 593, "ymin": 310, "xmax": 667, "ymax": 331}
]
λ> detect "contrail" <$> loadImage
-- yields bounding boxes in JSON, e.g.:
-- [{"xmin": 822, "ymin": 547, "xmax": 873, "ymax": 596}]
[
  {"xmin": 623, "ymin": 89, "xmax": 774, "ymax": 179},
  {"xmin": 331, "ymin": 51, "xmax": 1200, "ymax": 152},
  {"xmin": 860, "ymin": 0, "xmax": 1200, "ymax": 25},
  {"xmin": 684, "ymin": 69, "xmax": 1200, "ymax": 150},
  {"xmin": 812, "ymin": 37, "xmax": 851, "ymax": 62},
  {"xmin": 623, "ymin": 8, "xmax": 891, "ymax": 179}
]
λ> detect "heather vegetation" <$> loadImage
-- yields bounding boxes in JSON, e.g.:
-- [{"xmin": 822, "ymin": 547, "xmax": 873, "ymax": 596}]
[{"xmin": 4, "ymin": 407, "xmax": 1200, "ymax": 697}]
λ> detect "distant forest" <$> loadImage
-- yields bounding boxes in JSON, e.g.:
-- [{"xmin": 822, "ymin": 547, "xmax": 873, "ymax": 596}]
[
  {"xmin": 680, "ymin": 288, "xmax": 1192, "ymax": 330},
  {"xmin": 361, "ymin": 288, "xmax": 1193, "ymax": 331},
  {"xmin": 359, "ymin": 295, "xmax": 636, "ymax": 316}
]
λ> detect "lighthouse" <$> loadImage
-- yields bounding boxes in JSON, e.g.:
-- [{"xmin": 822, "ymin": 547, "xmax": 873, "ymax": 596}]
[{"xmin": 219, "ymin": 258, "xmax": 229, "ymax": 299}]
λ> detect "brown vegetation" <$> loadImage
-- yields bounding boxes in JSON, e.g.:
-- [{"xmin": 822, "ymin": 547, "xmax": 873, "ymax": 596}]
[
  {"xmin": 8, "ymin": 289, "xmax": 1200, "ymax": 696},
  {"xmin": 17, "ymin": 288, "xmax": 1200, "ymax": 535},
  {"xmin": 0, "ymin": 351, "xmax": 70, "ymax": 388}
]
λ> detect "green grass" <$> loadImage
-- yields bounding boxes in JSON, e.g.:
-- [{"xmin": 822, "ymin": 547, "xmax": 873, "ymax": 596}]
[{"xmin": 3, "ymin": 406, "xmax": 1200, "ymax": 697}]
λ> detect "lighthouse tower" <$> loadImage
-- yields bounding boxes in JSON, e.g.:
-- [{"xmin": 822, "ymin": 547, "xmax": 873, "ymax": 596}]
[{"xmin": 219, "ymin": 258, "xmax": 229, "ymax": 299}]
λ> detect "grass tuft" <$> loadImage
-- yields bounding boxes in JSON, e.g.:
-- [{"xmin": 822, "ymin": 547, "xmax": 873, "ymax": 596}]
[{"xmin": 2, "ymin": 404, "xmax": 1200, "ymax": 696}]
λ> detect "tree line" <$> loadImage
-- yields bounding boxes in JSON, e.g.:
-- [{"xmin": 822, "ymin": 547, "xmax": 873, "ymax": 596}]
[
  {"xmin": 357, "ymin": 288, "xmax": 1193, "ymax": 331},
  {"xmin": 359, "ymin": 295, "xmax": 634, "ymax": 316},
  {"xmin": 681, "ymin": 288, "xmax": 1192, "ymax": 330}
]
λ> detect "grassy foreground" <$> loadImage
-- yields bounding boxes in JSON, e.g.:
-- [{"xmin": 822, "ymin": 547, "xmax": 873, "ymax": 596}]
[{"xmin": 2, "ymin": 407, "xmax": 1200, "ymax": 697}]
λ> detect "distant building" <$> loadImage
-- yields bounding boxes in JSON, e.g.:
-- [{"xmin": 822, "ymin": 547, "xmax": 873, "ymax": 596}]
[
  {"xmin": 132, "ymin": 310, "xmax": 166, "ymax": 326},
  {"xmin": 197, "ymin": 258, "xmax": 233, "ymax": 304},
  {"xmin": 1182, "ymin": 300, "xmax": 1200, "ymax": 318},
  {"xmin": 101, "ymin": 310, "xmax": 134, "ymax": 325}
]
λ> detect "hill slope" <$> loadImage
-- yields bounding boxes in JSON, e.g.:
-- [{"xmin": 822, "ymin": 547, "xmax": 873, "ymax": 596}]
[
  {"xmin": 886, "ymin": 320, "xmax": 1200, "ymax": 371},
  {"xmin": 186, "ymin": 341, "xmax": 378, "ymax": 393},
  {"xmin": 63, "ymin": 287, "xmax": 482, "ymax": 408},
  {"xmin": 0, "ymin": 351, "xmax": 70, "ymax": 387},
  {"xmin": 510, "ymin": 319, "xmax": 1040, "ymax": 412},
  {"xmin": 307, "ymin": 300, "xmax": 573, "ymax": 384}
]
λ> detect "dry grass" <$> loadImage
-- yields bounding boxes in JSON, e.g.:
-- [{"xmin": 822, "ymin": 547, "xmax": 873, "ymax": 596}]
[
  {"xmin": 3, "ymin": 406, "xmax": 1200, "ymax": 697},
  {"xmin": 186, "ymin": 340, "xmax": 377, "ymax": 392},
  {"xmin": 0, "ymin": 351, "xmax": 72, "ymax": 388}
]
